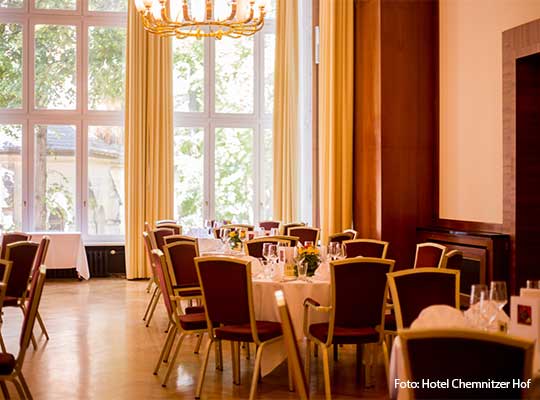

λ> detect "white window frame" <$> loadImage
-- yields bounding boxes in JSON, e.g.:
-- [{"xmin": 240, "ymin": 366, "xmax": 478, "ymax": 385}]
[
  {"xmin": 0, "ymin": 0, "xmax": 126, "ymax": 243},
  {"xmin": 173, "ymin": 19, "xmax": 275, "ymax": 227}
]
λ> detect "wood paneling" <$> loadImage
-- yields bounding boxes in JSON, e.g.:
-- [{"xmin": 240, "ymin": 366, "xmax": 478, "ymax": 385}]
[
  {"xmin": 353, "ymin": 0, "xmax": 438, "ymax": 268},
  {"xmin": 503, "ymin": 18, "xmax": 540, "ymax": 294}
]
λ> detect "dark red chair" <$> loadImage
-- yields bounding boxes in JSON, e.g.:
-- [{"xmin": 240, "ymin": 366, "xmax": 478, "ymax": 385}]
[
  {"xmin": 29, "ymin": 236, "xmax": 50, "ymax": 340},
  {"xmin": 282, "ymin": 222, "xmax": 306, "ymax": 235},
  {"xmin": 0, "ymin": 233, "xmax": 30, "ymax": 260},
  {"xmin": 400, "ymin": 329, "xmax": 533, "ymax": 399},
  {"xmin": 289, "ymin": 227, "xmax": 319, "ymax": 246},
  {"xmin": 0, "ymin": 266, "xmax": 47, "ymax": 399},
  {"xmin": 194, "ymin": 256, "xmax": 285, "ymax": 400},
  {"xmin": 163, "ymin": 241, "xmax": 201, "ymax": 300},
  {"xmin": 151, "ymin": 249, "xmax": 207, "ymax": 387},
  {"xmin": 149, "ymin": 228, "xmax": 175, "ymax": 251},
  {"xmin": 155, "ymin": 223, "xmax": 182, "ymax": 235},
  {"xmin": 163, "ymin": 235, "xmax": 197, "ymax": 245},
  {"xmin": 245, "ymin": 237, "xmax": 291, "ymax": 258},
  {"xmin": 303, "ymin": 257, "xmax": 395, "ymax": 398},
  {"xmin": 387, "ymin": 268, "xmax": 460, "ymax": 329},
  {"xmin": 413, "ymin": 242, "xmax": 446, "ymax": 269},
  {"xmin": 142, "ymin": 231, "xmax": 161, "ymax": 327},
  {"xmin": 327, "ymin": 230, "xmax": 355, "ymax": 244},
  {"xmin": 343, "ymin": 239, "xmax": 389, "ymax": 258},
  {"xmin": 258, "ymin": 221, "xmax": 280, "ymax": 230}
]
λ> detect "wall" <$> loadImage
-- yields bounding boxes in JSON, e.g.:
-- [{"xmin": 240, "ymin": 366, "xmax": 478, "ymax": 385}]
[{"xmin": 439, "ymin": 0, "xmax": 540, "ymax": 224}]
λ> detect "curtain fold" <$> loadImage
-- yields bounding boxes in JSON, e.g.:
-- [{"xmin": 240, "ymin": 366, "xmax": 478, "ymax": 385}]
[
  {"xmin": 273, "ymin": 0, "xmax": 299, "ymax": 223},
  {"xmin": 318, "ymin": 0, "xmax": 354, "ymax": 244},
  {"xmin": 124, "ymin": 3, "xmax": 173, "ymax": 279}
]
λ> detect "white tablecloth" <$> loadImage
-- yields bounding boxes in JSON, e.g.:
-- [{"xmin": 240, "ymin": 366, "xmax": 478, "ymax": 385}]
[{"xmin": 28, "ymin": 232, "xmax": 90, "ymax": 280}]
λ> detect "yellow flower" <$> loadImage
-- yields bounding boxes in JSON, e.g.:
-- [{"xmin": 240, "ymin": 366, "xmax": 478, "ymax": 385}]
[{"xmin": 229, "ymin": 231, "xmax": 237, "ymax": 238}]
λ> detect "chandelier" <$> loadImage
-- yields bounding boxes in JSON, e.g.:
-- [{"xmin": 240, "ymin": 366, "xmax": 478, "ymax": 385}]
[{"xmin": 134, "ymin": 0, "xmax": 267, "ymax": 39}]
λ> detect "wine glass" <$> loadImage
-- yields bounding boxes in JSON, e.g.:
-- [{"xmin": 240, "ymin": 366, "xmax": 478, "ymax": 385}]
[
  {"xmin": 262, "ymin": 243, "xmax": 272, "ymax": 263},
  {"xmin": 526, "ymin": 280, "xmax": 539, "ymax": 289},
  {"xmin": 490, "ymin": 281, "xmax": 508, "ymax": 312},
  {"xmin": 204, "ymin": 219, "xmax": 212, "ymax": 234},
  {"xmin": 304, "ymin": 241, "xmax": 314, "ymax": 248},
  {"xmin": 336, "ymin": 245, "xmax": 347, "ymax": 260},
  {"xmin": 268, "ymin": 244, "xmax": 279, "ymax": 264},
  {"xmin": 469, "ymin": 284, "xmax": 489, "ymax": 329},
  {"xmin": 328, "ymin": 242, "xmax": 340, "ymax": 260},
  {"xmin": 270, "ymin": 227, "xmax": 279, "ymax": 236},
  {"xmin": 220, "ymin": 228, "xmax": 230, "ymax": 248},
  {"xmin": 296, "ymin": 259, "xmax": 308, "ymax": 281}
]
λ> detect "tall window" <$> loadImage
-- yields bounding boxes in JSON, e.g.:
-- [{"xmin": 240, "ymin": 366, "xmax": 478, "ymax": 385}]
[
  {"xmin": 173, "ymin": 2, "xmax": 275, "ymax": 227},
  {"xmin": 0, "ymin": 0, "xmax": 126, "ymax": 240}
]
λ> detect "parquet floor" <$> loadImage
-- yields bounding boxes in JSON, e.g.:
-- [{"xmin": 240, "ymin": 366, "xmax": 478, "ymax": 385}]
[{"xmin": 1, "ymin": 278, "xmax": 389, "ymax": 399}]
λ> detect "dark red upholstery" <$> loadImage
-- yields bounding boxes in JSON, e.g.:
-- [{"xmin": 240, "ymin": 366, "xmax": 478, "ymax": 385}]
[
  {"xmin": 384, "ymin": 313, "xmax": 397, "ymax": 331},
  {"xmin": 283, "ymin": 223, "xmax": 305, "ymax": 235},
  {"xmin": 215, "ymin": 321, "xmax": 282, "ymax": 342},
  {"xmin": 151, "ymin": 251, "xmax": 174, "ymax": 318},
  {"xmin": 415, "ymin": 245, "xmax": 444, "ymax": 268},
  {"xmin": 164, "ymin": 242, "xmax": 199, "ymax": 288},
  {"xmin": 2, "ymin": 296, "xmax": 18, "ymax": 307},
  {"xmin": 32, "ymin": 236, "xmax": 50, "ymax": 277},
  {"xmin": 174, "ymin": 287, "xmax": 201, "ymax": 297},
  {"xmin": 309, "ymin": 323, "xmax": 379, "ymax": 344},
  {"xmin": 0, "ymin": 353, "xmax": 15, "ymax": 375},
  {"xmin": 185, "ymin": 306, "xmax": 205, "ymax": 314},
  {"xmin": 405, "ymin": 336, "xmax": 528, "ymax": 399},
  {"xmin": 328, "ymin": 232, "xmax": 355, "ymax": 244},
  {"xmin": 164, "ymin": 235, "xmax": 196, "ymax": 245},
  {"xmin": 179, "ymin": 313, "xmax": 207, "ymax": 331},
  {"xmin": 445, "ymin": 251, "xmax": 468, "ymax": 293},
  {"xmin": 259, "ymin": 221, "xmax": 280, "ymax": 230},
  {"xmin": 4, "ymin": 242, "xmax": 39, "ymax": 299},
  {"xmin": 344, "ymin": 240, "xmax": 386, "ymax": 258},
  {"xmin": 0, "ymin": 232, "xmax": 30, "ymax": 259},
  {"xmin": 288, "ymin": 227, "xmax": 318, "ymax": 245},
  {"xmin": 394, "ymin": 272, "xmax": 457, "ymax": 328},
  {"xmin": 151, "ymin": 228, "xmax": 175, "ymax": 251},
  {"xmin": 156, "ymin": 224, "xmax": 181, "ymax": 234},
  {"xmin": 246, "ymin": 238, "xmax": 290, "ymax": 258}
]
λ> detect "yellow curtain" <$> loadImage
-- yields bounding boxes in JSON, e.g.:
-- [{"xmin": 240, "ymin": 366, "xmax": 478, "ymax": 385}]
[
  {"xmin": 124, "ymin": 2, "xmax": 173, "ymax": 279},
  {"xmin": 318, "ymin": 0, "xmax": 354, "ymax": 244},
  {"xmin": 273, "ymin": 0, "xmax": 299, "ymax": 222}
]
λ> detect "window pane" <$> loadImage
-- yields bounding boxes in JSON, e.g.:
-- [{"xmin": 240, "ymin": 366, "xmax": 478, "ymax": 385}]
[
  {"xmin": 261, "ymin": 128, "xmax": 272, "ymax": 221},
  {"xmin": 215, "ymin": 37, "xmax": 253, "ymax": 114},
  {"xmin": 174, "ymin": 127, "xmax": 204, "ymax": 228},
  {"xmin": 34, "ymin": 125, "xmax": 76, "ymax": 232},
  {"xmin": 264, "ymin": 33, "xmax": 275, "ymax": 114},
  {"xmin": 0, "ymin": 23, "xmax": 23, "ymax": 109},
  {"xmin": 88, "ymin": 26, "xmax": 126, "ymax": 111},
  {"xmin": 89, "ymin": 0, "xmax": 126, "ymax": 12},
  {"xmin": 0, "ymin": 0, "xmax": 23, "ymax": 7},
  {"xmin": 0, "ymin": 125, "xmax": 23, "ymax": 231},
  {"xmin": 215, "ymin": 128, "xmax": 253, "ymax": 223},
  {"xmin": 266, "ymin": 0, "xmax": 275, "ymax": 19},
  {"xmin": 35, "ymin": 0, "xmax": 75, "ymax": 10},
  {"xmin": 173, "ymin": 38, "xmax": 204, "ymax": 113},
  {"xmin": 35, "ymin": 25, "xmax": 76, "ymax": 110},
  {"xmin": 88, "ymin": 126, "xmax": 124, "ymax": 235}
]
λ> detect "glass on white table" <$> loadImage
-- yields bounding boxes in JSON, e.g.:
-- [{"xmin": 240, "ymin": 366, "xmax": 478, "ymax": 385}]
[
  {"xmin": 490, "ymin": 281, "xmax": 507, "ymax": 312},
  {"xmin": 468, "ymin": 283, "xmax": 490, "ymax": 329},
  {"xmin": 526, "ymin": 280, "xmax": 540, "ymax": 289},
  {"xmin": 296, "ymin": 259, "xmax": 308, "ymax": 281},
  {"xmin": 204, "ymin": 219, "xmax": 212, "ymax": 234},
  {"xmin": 262, "ymin": 243, "xmax": 272, "ymax": 263},
  {"xmin": 328, "ymin": 242, "xmax": 340, "ymax": 261},
  {"xmin": 270, "ymin": 227, "xmax": 279, "ymax": 236}
]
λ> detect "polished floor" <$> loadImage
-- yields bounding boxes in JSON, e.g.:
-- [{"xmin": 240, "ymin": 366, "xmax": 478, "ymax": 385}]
[{"xmin": 2, "ymin": 278, "xmax": 389, "ymax": 399}]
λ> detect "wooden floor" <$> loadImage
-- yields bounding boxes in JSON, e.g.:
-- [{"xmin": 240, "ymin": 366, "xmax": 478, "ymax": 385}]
[{"xmin": 2, "ymin": 278, "xmax": 389, "ymax": 399}]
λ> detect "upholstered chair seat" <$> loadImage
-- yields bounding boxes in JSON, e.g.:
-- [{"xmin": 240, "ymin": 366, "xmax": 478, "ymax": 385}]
[
  {"xmin": 178, "ymin": 313, "xmax": 207, "ymax": 331},
  {"xmin": 215, "ymin": 321, "xmax": 282, "ymax": 343},
  {"xmin": 308, "ymin": 323, "xmax": 379, "ymax": 344},
  {"xmin": 0, "ymin": 354, "xmax": 15, "ymax": 375}
]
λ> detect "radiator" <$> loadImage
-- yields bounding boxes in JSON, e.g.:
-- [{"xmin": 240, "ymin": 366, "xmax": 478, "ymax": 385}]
[{"xmin": 85, "ymin": 245, "xmax": 126, "ymax": 277}]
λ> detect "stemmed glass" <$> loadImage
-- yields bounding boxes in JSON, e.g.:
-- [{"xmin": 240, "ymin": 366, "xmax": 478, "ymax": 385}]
[
  {"xmin": 490, "ymin": 281, "xmax": 508, "ymax": 313},
  {"xmin": 268, "ymin": 244, "xmax": 279, "ymax": 265},
  {"xmin": 328, "ymin": 242, "xmax": 340, "ymax": 261},
  {"xmin": 220, "ymin": 228, "xmax": 230, "ymax": 250},
  {"xmin": 469, "ymin": 284, "xmax": 489, "ymax": 329},
  {"xmin": 262, "ymin": 243, "xmax": 272, "ymax": 263},
  {"xmin": 204, "ymin": 219, "xmax": 212, "ymax": 235},
  {"xmin": 296, "ymin": 259, "xmax": 308, "ymax": 281}
]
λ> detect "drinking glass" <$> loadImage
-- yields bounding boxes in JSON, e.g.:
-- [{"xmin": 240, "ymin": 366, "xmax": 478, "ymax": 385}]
[
  {"xmin": 204, "ymin": 219, "xmax": 212, "ymax": 234},
  {"xmin": 262, "ymin": 243, "xmax": 272, "ymax": 262},
  {"xmin": 328, "ymin": 242, "xmax": 340, "ymax": 260},
  {"xmin": 336, "ymin": 245, "xmax": 347, "ymax": 260},
  {"xmin": 526, "ymin": 280, "xmax": 539, "ymax": 289},
  {"xmin": 270, "ymin": 228, "xmax": 279, "ymax": 236},
  {"xmin": 268, "ymin": 244, "xmax": 279, "ymax": 264},
  {"xmin": 304, "ymin": 241, "xmax": 314, "ymax": 248},
  {"xmin": 296, "ymin": 260, "xmax": 308, "ymax": 281},
  {"xmin": 220, "ymin": 228, "xmax": 230, "ymax": 248},
  {"xmin": 490, "ymin": 281, "xmax": 508, "ymax": 311},
  {"xmin": 469, "ymin": 284, "xmax": 489, "ymax": 329}
]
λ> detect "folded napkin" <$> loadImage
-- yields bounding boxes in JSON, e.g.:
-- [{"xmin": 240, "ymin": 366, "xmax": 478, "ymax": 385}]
[{"xmin": 410, "ymin": 305, "xmax": 468, "ymax": 329}]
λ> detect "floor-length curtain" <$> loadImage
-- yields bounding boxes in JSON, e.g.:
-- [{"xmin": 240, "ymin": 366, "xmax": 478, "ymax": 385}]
[
  {"xmin": 124, "ymin": 3, "xmax": 173, "ymax": 279},
  {"xmin": 273, "ymin": 0, "xmax": 299, "ymax": 223},
  {"xmin": 318, "ymin": 0, "xmax": 354, "ymax": 244}
]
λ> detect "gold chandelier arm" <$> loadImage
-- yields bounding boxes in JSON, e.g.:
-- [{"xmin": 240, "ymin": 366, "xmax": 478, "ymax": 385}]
[{"xmin": 182, "ymin": 0, "xmax": 192, "ymax": 22}]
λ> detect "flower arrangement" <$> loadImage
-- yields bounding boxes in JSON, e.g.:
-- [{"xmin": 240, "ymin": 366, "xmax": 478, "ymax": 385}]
[
  {"xmin": 296, "ymin": 244, "xmax": 321, "ymax": 277},
  {"xmin": 228, "ymin": 229, "xmax": 246, "ymax": 249}
]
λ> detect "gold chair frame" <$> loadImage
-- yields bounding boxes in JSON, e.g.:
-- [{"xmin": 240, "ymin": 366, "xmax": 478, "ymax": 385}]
[
  {"xmin": 342, "ymin": 239, "xmax": 389, "ymax": 259},
  {"xmin": 387, "ymin": 267, "xmax": 460, "ymax": 330},
  {"xmin": 413, "ymin": 242, "xmax": 447, "ymax": 269},
  {"xmin": 440, "ymin": 249, "xmax": 462, "ymax": 269},
  {"xmin": 194, "ymin": 256, "xmax": 287, "ymax": 400},
  {"xmin": 0, "ymin": 260, "xmax": 13, "ymax": 353},
  {"xmin": 244, "ymin": 237, "xmax": 291, "ymax": 257},
  {"xmin": 399, "ymin": 328, "xmax": 534, "ymax": 399},
  {"xmin": 289, "ymin": 227, "xmax": 320, "ymax": 246},
  {"xmin": 163, "ymin": 235, "xmax": 197, "ymax": 245},
  {"xmin": 282, "ymin": 222, "xmax": 306, "ymax": 236},
  {"xmin": 267, "ymin": 235, "xmax": 300, "ymax": 247},
  {"xmin": 343, "ymin": 229, "xmax": 358, "ymax": 240},
  {"xmin": 154, "ymin": 223, "xmax": 182, "ymax": 235},
  {"xmin": 303, "ymin": 257, "xmax": 395, "ymax": 399},
  {"xmin": 162, "ymin": 241, "xmax": 202, "ymax": 302},
  {"xmin": 142, "ymin": 231, "xmax": 161, "ymax": 327}
]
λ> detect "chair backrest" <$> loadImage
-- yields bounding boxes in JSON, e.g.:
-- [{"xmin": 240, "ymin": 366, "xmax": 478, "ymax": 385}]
[
  {"xmin": 18, "ymin": 265, "xmax": 46, "ymax": 364},
  {"xmin": 330, "ymin": 258, "xmax": 395, "ymax": 332},
  {"xmin": 289, "ymin": 227, "xmax": 319, "ymax": 246},
  {"xmin": 441, "ymin": 250, "xmax": 471, "ymax": 299},
  {"xmin": 155, "ymin": 223, "xmax": 182, "ymax": 235},
  {"xmin": 274, "ymin": 290, "xmax": 309, "ymax": 400},
  {"xmin": 245, "ymin": 237, "xmax": 291, "ymax": 258},
  {"xmin": 282, "ymin": 222, "xmax": 306, "ymax": 235},
  {"xmin": 32, "ymin": 236, "xmax": 50, "ymax": 278},
  {"xmin": 163, "ymin": 241, "xmax": 200, "ymax": 289},
  {"xmin": 164, "ymin": 235, "xmax": 197, "ymax": 245},
  {"xmin": 259, "ymin": 221, "xmax": 280, "ymax": 230},
  {"xmin": 195, "ymin": 256, "xmax": 253, "ymax": 331},
  {"xmin": 343, "ymin": 229, "xmax": 358, "ymax": 240},
  {"xmin": 388, "ymin": 268, "xmax": 460, "ymax": 329},
  {"xmin": 0, "ymin": 260, "xmax": 13, "ymax": 310},
  {"xmin": 5, "ymin": 241, "xmax": 39, "ymax": 298},
  {"xmin": 150, "ymin": 249, "xmax": 175, "ymax": 319},
  {"xmin": 328, "ymin": 231, "xmax": 355, "ymax": 244},
  {"xmin": 149, "ymin": 228, "xmax": 175, "ymax": 251},
  {"xmin": 343, "ymin": 239, "xmax": 389, "ymax": 258},
  {"xmin": 142, "ymin": 231, "xmax": 157, "ymax": 277},
  {"xmin": 269, "ymin": 235, "xmax": 300, "ymax": 247},
  {"xmin": 156, "ymin": 219, "xmax": 177, "ymax": 226},
  {"xmin": 400, "ymin": 328, "xmax": 534, "ymax": 399},
  {"xmin": 0, "ymin": 232, "xmax": 30, "ymax": 259},
  {"xmin": 144, "ymin": 221, "xmax": 151, "ymax": 232},
  {"xmin": 414, "ymin": 242, "xmax": 446, "ymax": 269},
  {"xmin": 222, "ymin": 224, "xmax": 254, "ymax": 231}
]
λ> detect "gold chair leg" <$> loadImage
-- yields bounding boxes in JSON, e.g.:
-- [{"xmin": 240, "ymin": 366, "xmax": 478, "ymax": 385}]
[
  {"xmin": 195, "ymin": 339, "xmax": 213, "ymax": 399},
  {"xmin": 305, "ymin": 339, "xmax": 311, "ymax": 386},
  {"xmin": 145, "ymin": 290, "xmax": 161, "ymax": 327},
  {"xmin": 287, "ymin": 357, "xmax": 294, "ymax": 392},
  {"xmin": 314, "ymin": 344, "xmax": 318, "ymax": 358},
  {"xmin": 12, "ymin": 378, "xmax": 25, "ymax": 399},
  {"xmin": 231, "ymin": 341, "xmax": 241, "ymax": 385},
  {"xmin": 145, "ymin": 276, "xmax": 153, "ymax": 293},
  {"xmin": 382, "ymin": 341, "xmax": 390, "ymax": 383},
  {"xmin": 0, "ymin": 333, "xmax": 6, "ymax": 353},
  {"xmin": 36, "ymin": 311, "xmax": 49, "ymax": 340},
  {"xmin": 143, "ymin": 285, "xmax": 158, "ymax": 321},
  {"xmin": 194, "ymin": 333, "xmax": 203, "ymax": 354},
  {"xmin": 320, "ymin": 344, "xmax": 332, "ymax": 400},
  {"xmin": 18, "ymin": 372, "xmax": 32, "ymax": 400},
  {"xmin": 162, "ymin": 333, "xmax": 186, "ymax": 387},
  {"xmin": 248, "ymin": 341, "xmax": 266, "ymax": 400},
  {"xmin": 0, "ymin": 381, "xmax": 8, "ymax": 398},
  {"xmin": 153, "ymin": 326, "xmax": 177, "ymax": 375},
  {"xmin": 215, "ymin": 340, "xmax": 223, "ymax": 371}
]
